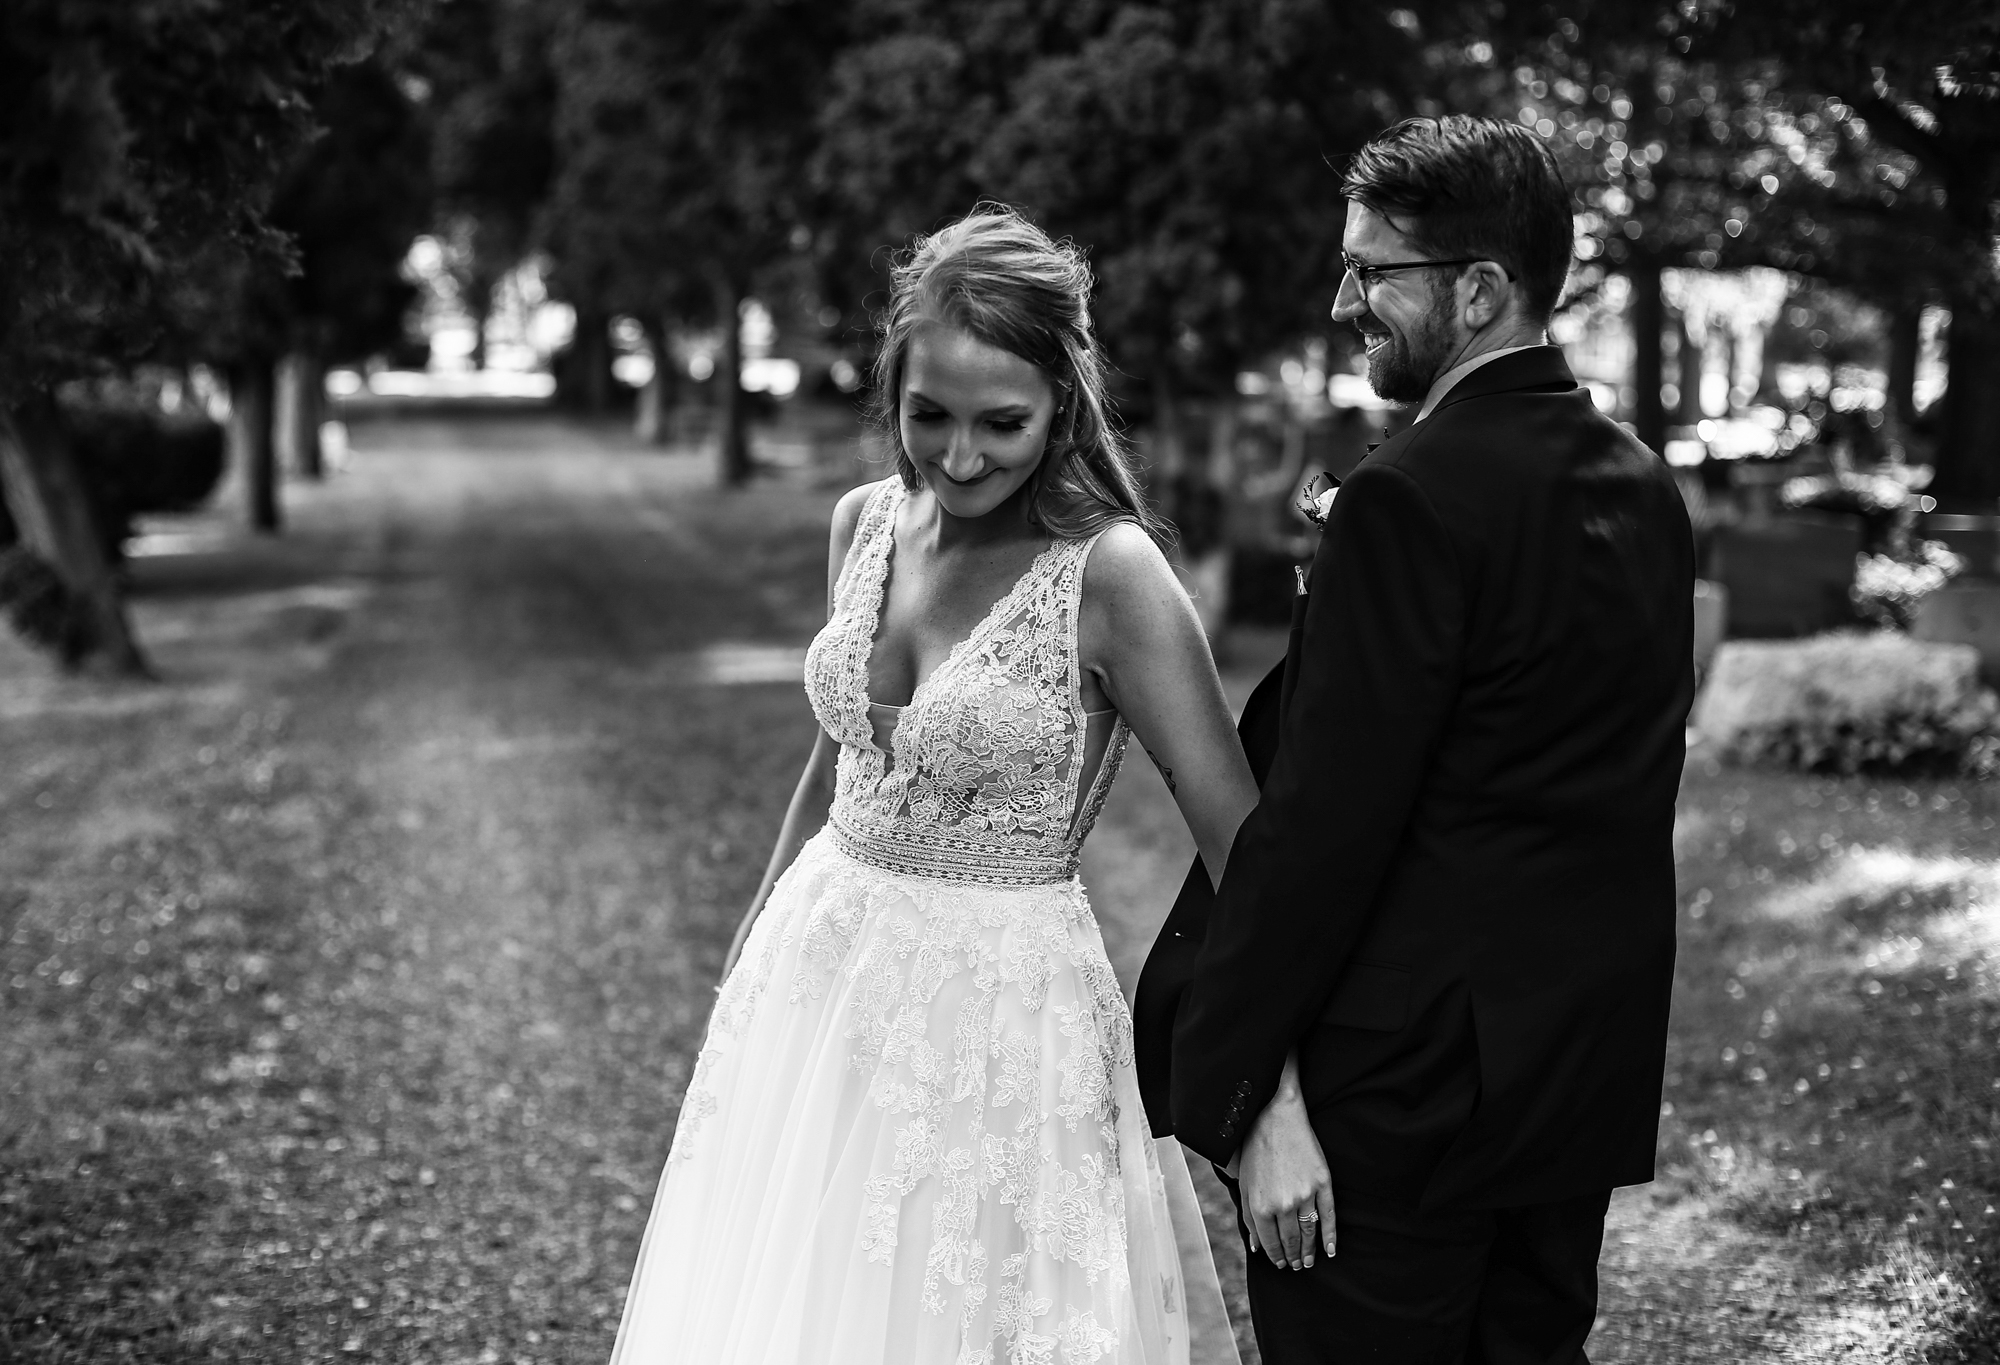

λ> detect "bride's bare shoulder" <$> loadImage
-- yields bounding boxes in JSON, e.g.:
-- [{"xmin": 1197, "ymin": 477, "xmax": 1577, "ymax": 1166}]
[
  {"xmin": 829, "ymin": 477, "xmax": 895, "ymax": 554},
  {"xmin": 1080, "ymin": 520, "xmax": 1178, "ymax": 600},
  {"xmin": 1079, "ymin": 520, "xmax": 1200, "ymax": 653}
]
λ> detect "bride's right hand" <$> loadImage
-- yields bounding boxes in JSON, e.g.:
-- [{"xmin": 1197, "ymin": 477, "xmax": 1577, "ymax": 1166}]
[{"xmin": 1237, "ymin": 1062, "xmax": 1336, "ymax": 1271}]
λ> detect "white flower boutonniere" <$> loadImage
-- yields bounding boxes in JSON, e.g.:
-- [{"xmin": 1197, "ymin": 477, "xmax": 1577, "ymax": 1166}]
[{"xmin": 1296, "ymin": 471, "xmax": 1341, "ymax": 527}]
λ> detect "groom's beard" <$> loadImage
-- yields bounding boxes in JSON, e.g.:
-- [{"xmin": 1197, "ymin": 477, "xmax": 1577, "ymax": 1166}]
[{"xmin": 1363, "ymin": 290, "xmax": 1458, "ymax": 406}]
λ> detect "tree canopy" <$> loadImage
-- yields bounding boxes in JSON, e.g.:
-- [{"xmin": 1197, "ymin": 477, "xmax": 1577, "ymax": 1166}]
[
  {"xmin": 0, "ymin": 0, "xmax": 419, "ymax": 396},
  {"xmin": 0, "ymin": 0, "xmax": 423, "ymax": 674}
]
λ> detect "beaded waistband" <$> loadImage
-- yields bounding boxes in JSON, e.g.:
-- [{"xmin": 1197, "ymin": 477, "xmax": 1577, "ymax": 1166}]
[{"xmin": 830, "ymin": 815, "xmax": 1080, "ymax": 887}]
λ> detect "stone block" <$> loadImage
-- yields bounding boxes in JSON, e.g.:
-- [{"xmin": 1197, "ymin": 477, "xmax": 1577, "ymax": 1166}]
[
  {"xmin": 1710, "ymin": 514, "xmax": 1860, "ymax": 638},
  {"xmin": 1692, "ymin": 632, "xmax": 1984, "ymax": 753},
  {"xmin": 1912, "ymin": 581, "xmax": 2000, "ymax": 684}
]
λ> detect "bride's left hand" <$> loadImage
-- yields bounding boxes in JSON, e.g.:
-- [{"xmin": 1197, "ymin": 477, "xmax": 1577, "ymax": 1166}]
[{"xmin": 1237, "ymin": 1072, "xmax": 1336, "ymax": 1272}]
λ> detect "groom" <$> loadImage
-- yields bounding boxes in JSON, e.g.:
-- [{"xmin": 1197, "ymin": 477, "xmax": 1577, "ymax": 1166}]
[{"xmin": 1140, "ymin": 116, "xmax": 1694, "ymax": 1361}]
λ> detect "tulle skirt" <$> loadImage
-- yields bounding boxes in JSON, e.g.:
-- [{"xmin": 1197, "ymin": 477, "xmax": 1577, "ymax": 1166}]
[{"xmin": 608, "ymin": 828, "xmax": 1198, "ymax": 1365}]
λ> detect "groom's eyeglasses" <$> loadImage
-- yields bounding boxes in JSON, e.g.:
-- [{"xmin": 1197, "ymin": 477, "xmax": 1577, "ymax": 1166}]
[{"xmin": 1341, "ymin": 251, "xmax": 1516, "ymax": 291}]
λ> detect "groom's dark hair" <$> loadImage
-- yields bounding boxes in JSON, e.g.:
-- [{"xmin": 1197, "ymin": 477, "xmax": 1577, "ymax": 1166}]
[{"xmin": 1342, "ymin": 116, "xmax": 1574, "ymax": 320}]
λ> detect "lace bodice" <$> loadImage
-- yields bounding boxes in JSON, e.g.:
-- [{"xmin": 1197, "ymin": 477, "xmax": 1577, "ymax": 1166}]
[{"xmin": 803, "ymin": 480, "xmax": 1129, "ymax": 886}]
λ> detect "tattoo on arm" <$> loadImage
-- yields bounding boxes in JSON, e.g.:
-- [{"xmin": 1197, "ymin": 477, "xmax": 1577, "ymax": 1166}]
[{"xmin": 1147, "ymin": 747, "xmax": 1177, "ymax": 794}]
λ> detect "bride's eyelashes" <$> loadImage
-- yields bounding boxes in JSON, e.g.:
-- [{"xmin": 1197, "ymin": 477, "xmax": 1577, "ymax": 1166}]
[{"xmin": 906, "ymin": 409, "xmax": 1030, "ymax": 435}]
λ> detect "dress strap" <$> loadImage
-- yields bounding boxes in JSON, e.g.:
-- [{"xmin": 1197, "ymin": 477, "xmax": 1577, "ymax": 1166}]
[
  {"xmin": 1056, "ymin": 520, "xmax": 1127, "ymax": 656},
  {"xmin": 832, "ymin": 479, "xmax": 903, "ymax": 609},
  {"xmin": 1057, "ymin": 522, "xmax": 1131, "ymax": 839}
]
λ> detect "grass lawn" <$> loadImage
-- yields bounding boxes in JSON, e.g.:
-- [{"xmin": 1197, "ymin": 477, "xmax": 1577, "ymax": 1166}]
[
  {"xmin": 1599, "ymin": 754, "xmax": 2000, "ymax": 1362},
  {"xmin": 1, "ymin": 419, "xmax": 841, "ymax": 1364},
  {"xmin": 1090, "ymin": 686, "xmax": 2000, "ymax": 1364}
]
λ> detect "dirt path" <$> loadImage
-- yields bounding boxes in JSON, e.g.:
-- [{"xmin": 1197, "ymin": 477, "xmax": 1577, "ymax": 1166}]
[{"xmin": 4, "ymin": 415, "xmax": 858, "ymax": 1362}]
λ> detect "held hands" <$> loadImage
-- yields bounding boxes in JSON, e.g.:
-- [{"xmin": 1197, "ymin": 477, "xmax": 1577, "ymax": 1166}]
[{"xmin": 1236, "ymin": 1067, "xmax": 1336, "ymax": 1271}]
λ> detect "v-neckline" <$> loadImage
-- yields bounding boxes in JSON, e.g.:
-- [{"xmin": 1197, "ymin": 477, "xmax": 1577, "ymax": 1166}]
[{"xmin": 862, "ymin": 485, "xmax": 1063, "ymax": 724}]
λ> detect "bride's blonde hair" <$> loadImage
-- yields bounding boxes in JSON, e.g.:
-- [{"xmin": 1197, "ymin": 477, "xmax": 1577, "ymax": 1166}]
[{"xmin": 869, "ymin": 206, "xmax": 1169, "ymax": 546}]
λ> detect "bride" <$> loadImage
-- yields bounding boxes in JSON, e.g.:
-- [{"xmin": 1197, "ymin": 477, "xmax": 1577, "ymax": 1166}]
[{"xmin": 609, "ymin": 207, "xmax": 1261, "ymax": 1365}]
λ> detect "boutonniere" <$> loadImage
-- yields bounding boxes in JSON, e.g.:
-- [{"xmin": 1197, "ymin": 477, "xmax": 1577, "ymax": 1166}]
[{"xmin": 1296, "ymin": 471, "xmax": 1341, "ymax": 527}]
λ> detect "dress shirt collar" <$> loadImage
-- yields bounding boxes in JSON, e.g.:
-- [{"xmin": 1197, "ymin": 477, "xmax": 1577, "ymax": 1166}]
[{"xmin": 1413, "ymin": 343, "xmax": 1544, "ymax": 424}]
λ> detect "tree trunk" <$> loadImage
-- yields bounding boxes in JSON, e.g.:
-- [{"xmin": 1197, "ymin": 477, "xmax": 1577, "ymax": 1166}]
[
  {"xmin": 1207, "ymin": 401, "xmax": 1237, "ymax": 491},
  {"xmin": 1628, "ymin": 254, "xmax": 1667, "ymax": 456},
  {"xmin": 469, "ymin": 274, "xmax": 493, "ymax": 372},
  {"xmin": 1721, "ymin": 327, "xmax": 1740, "ymax": 415},
  {"xmin": 583, "ymin": 311, "xmax": 613, "ymax": 415},
  {"xmin": 714, "ymin": 279, "xmax": 751, "ymax": 485},
  {"xmin": 1933, "ymin": 301, "xmax": 2000, "ymax": 510},
  {"xmin": 636, "ymin": 315, "xmax": 675, "ymax": 445},
  {"xmin": 0, "ymin": 392, "xmax": 150, "ymax": 677},
  {"xmin": 1886, "ymin": 303, "xmax": 1921, "ymax": 433},
  {"xmin": 276, "ymin": 351, "xmax": 325, "ymax": 480},
  {"xmin": 1676, "ymin": 309, "xmax": 1706, "ymax": 426},
  {"xmin": 561, "ymin": 309, "xmax": 615, "ymax": 414},
  {"xmin": 1151, "ymin": 369, "xmax": 1185, "ymax": 480},
  {"xmin": 231, "ymin": 358, "xmax": 281, "ymax": 533}
]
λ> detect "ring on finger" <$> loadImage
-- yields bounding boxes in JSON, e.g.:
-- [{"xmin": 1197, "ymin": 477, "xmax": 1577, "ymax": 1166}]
[{"xmin": 1297, "ymin": 1209, "xmax": 1319, "ymax": 1223}]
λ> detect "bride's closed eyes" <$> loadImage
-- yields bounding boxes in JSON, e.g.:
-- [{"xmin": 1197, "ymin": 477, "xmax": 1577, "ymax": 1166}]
[{"xmin": 905, "ymin": 406, "xmax": 1030, "ymax": 434}]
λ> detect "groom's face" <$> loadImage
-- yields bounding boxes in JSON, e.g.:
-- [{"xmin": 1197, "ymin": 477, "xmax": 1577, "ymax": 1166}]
[{"xmin": 1333, "ymin": 202, "xmax": 1462, "ymax": 406}]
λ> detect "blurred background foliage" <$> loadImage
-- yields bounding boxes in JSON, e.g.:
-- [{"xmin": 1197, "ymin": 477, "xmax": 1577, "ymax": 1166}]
[{"xmin": 1, "ymin": 0, "xmax": 1998, "ymax": 672}]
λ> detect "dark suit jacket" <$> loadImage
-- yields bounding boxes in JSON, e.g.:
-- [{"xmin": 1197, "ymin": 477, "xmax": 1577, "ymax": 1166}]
[{"xmin": 1149, "ymin": 347, "xmax": 1695, "ymax": 1211}]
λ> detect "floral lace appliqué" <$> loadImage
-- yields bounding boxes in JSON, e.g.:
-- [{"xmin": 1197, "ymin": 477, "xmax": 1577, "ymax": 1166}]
[
  {"xmin": 659, "ymin": 479, "xmax": 1180, "ymax": 1364},
  {"xmin": 802, "ymin": 480, "xmax": 1130, "ymax": 887}
]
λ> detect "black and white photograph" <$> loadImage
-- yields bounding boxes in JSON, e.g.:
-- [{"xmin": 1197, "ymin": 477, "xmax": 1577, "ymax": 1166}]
[{"xmin": 3, "ymin": 2, "xmax": 1999, "ymax": 1362}]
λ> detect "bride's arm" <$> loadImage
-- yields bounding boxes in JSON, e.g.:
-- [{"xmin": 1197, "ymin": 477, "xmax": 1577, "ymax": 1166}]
[
  {"xmin": 719, "ymin": 482, "xmax": 877, "ymax": 981},
  {"xmin": 721, "ymin": 731, "xmax": 837, "ymax": 979},
  {"xmin": 1082, "ymin": 524, "xmax": 1335, "ymax": 1272},
  {"xmin": 1079, "ymin": 523, "xmax": 1259, "ymax": 888}
]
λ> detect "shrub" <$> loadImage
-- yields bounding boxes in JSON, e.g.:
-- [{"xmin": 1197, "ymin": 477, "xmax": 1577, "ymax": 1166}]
[
  {"xmin": 1693, "ymin": 632, "xmax": 2000, "ymax": 778},
  {"xmin": 0, "ymin": 546, "xmax": 88, "ymax": 662},
  {"xmin": 65, "ymin": 406, "xmax": 225, "ymax": 558},
  {"xmin": 1852, "ymin": 540, "xmax": 1965, "ymax": 632}
]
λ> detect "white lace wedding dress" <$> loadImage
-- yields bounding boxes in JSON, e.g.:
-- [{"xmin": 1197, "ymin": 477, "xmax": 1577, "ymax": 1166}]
[{"xmin": 609, "ymin": 480, "xmax": 1221, "ymax": 1365}]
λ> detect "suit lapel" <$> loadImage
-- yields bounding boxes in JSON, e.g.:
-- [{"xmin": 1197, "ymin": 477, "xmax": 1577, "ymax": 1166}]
[
  {"xmin": 1280, "ymin": 417, "xmax": 1423, "ymax": 711},
  {"xmin": 1277, "ymin": 348, "xmax": 1578, "ymax": 728}
]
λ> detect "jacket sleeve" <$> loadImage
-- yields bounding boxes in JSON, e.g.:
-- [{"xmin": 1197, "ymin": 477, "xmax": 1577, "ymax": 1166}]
[{"xmin": 1169, "ymin": 460, "xmax": 1465, "ymax": 1166}]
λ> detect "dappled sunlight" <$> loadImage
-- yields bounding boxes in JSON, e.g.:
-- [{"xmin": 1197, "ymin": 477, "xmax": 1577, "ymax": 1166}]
[
  {"xmin": 1660, "ymin": 762, "xmax": 2000, "ymax": 1362},
  {"xmin": 1596, "ymin": 1146, "xmax": 1984, "ymax": 1362},
  {"xmin": 1671, "ymin": 807, "xmax": 1716, "ymax": 860},
  {"xmin": 1738, "ymin": 845, "xmax": 2000, "ymax": 999},
  {"xmin": 1751, "ymin": 847, "xmax": 1998, "ymax": 930},
  {"xmin": 1595, "ymin": 1185, "xmax": 1807, "ymax": 1360},
  {"xmin": 1781, "ymin": 1237, "xmax": 1977, "ymax": 1364},
  {"xmin": 1927, "ymin": 899, "xmax": 2000, "ymax": 969}
]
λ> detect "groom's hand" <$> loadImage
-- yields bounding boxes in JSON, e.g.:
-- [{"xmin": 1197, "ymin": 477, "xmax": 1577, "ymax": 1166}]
[{"xmin": 1238, "ymin": 1073, "xmax": 1337, "ymax": 1271}]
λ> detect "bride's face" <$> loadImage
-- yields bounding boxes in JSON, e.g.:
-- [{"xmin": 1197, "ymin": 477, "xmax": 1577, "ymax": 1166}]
[{"xmin": 899, "ymin": 322, "xmax": 1058, "ymax": 521}]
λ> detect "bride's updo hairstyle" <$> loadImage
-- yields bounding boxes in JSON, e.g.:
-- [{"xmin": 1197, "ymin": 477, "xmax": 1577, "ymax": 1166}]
[{"xmin": 870, "ymin": 205, "xmax": 1169, "ymax": 546}]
